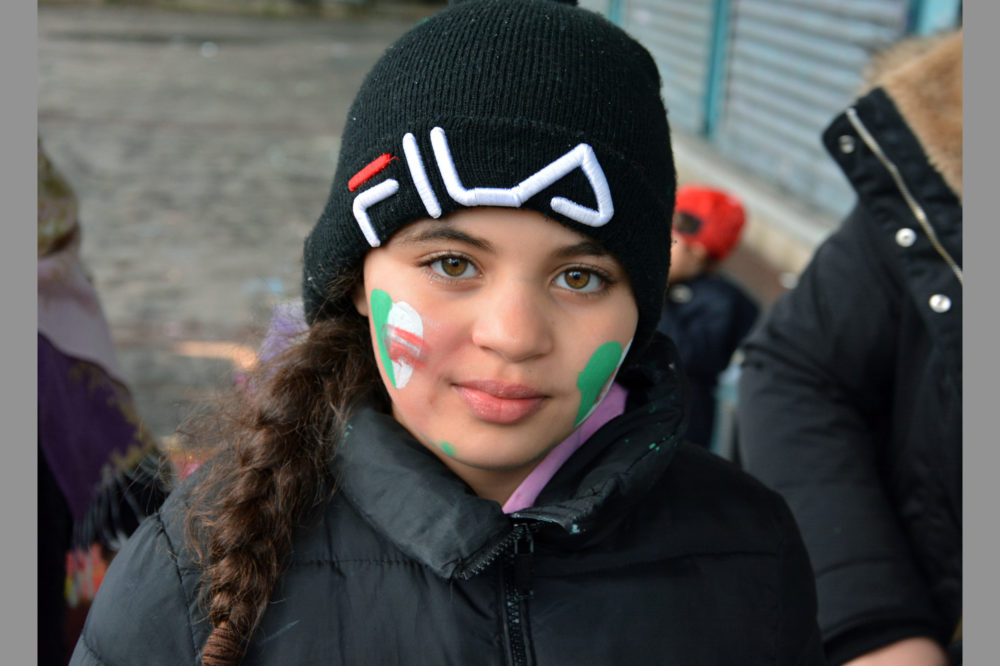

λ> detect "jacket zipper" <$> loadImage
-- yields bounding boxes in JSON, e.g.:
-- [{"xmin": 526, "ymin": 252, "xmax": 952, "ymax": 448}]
[
  {"xmin": 845, "ymin": 106, "xmax": 963, "ymax": 286},
  {"xmin": 503, "ymin": 523, "xmax": 535, "ymax": 666}
]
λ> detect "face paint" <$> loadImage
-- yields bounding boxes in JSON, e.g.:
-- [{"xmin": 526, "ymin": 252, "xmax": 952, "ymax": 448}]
[
  {"xmin": 385, "ymin": 302, "xmax": 424, "ymax": 387},
  {"xmin": 415, "ymin": 430, "xmax": 457, "ymax": 459},
  {"xmin": 575, "ymin": 341, "xmax": 625, "ymax": 425},
  {"xmin": 371, "ymin": 289, "xmax": 425, "ymax": 389},
  {"xmin": 371, "ymin": 289, "xmax": 396, "ymax": 387}
]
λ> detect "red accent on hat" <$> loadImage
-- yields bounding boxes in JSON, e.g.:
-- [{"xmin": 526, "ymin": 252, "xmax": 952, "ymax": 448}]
[
  {"xmin": 348, "ymin": 154, "xmax": 397, "ymax": 192},
  {"xmin": 673, "ymin": 184, "xmax": 747, "ymax": 262}
]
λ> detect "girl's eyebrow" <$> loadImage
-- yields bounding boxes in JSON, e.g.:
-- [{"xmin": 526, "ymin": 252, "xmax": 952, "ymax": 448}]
[
  {"xmin": 395, "ymin": 226, "xmax": 494, "ymax": 252},
  {"xmin": 396, "ymin": 226, "xmax": 611, "ymax": 260},
  {"xmin": 553, "ymin": 240, "xmax": 611, "ymax": 259}
]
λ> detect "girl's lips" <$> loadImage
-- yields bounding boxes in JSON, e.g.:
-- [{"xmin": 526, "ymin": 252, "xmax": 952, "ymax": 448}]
[{"xmin": 454, "ymin": 380, "xmax": 547, "ymax": 425}]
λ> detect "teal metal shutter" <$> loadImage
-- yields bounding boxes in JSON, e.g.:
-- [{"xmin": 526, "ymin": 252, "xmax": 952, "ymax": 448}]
[
  {"xmin": 577, "ymin": 0, "xmax": 616, "ymax": 17},
  {"xmin": 714, "ymin": 0, "xmax": 910, "ymax": 218},
  {"xmin": 620, "ymin": 0, "xmax": 716, "ymax": 134},
  {"xmin": 579, "ymin": 0, "xmax": 959, "ymax": 220}
]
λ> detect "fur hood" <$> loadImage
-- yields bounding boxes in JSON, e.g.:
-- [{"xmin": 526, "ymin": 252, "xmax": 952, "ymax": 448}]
[{"xmin": 859, "ymin": 30, "xmax": 962, "ymax": 199}]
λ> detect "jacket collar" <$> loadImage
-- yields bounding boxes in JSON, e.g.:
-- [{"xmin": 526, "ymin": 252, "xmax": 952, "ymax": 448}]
[
  {"xmin": 334, "ymin": 333, "xmax": 686, "ymax": 579},
  {"xmin": 823, "ymin": 87, "xmax": 962, "ymax": 279},
  {"xmin": 859, "ymin": 30, "xmax": 962, "ymax": 200}
]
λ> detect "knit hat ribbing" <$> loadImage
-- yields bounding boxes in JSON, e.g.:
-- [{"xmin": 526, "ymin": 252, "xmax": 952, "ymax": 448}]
[{"xmin": 303, "ymin": 0, "xmax": 675, "ymax": 354}]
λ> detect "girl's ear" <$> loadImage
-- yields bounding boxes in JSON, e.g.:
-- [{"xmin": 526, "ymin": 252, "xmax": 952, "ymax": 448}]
[{"xmin": 352, "ymin": 282, "xmax": 369, "ymax": 317}]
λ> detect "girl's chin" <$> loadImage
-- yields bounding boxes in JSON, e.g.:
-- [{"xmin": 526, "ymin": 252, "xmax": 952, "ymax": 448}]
[
  {"xmin": 424, "ymin": 434, "xmax": 566, "ymax": 470},
  {"xmin": 394, "ymin": 402, "xmax": 577, "ymax": 466}
]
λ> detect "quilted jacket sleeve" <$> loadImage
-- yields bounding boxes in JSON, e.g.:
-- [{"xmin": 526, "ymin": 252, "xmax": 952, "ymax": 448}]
[
  {"xmin": 737, "ymin": 207, "xmax": 942, "ymax": 663},
  {"xmin": 69, "ymin": 505, "xmax": 203, "ymax": 665}
]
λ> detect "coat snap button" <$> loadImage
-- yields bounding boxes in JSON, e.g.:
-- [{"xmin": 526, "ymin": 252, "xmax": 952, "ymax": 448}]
[
  {"xmin": 838, "ymin": 135, "xmax": 855, "ymax": 153},
  {"xmin": 895, "ymin": 228, "xmax": 917, "ymax": 247},
  {"xmin": 929, "ymin": 294, "xmax": 952, "ymax": 313},
  {"xmin": 668, "ymin": 284, "xmax": 693, "ymax": 304}
]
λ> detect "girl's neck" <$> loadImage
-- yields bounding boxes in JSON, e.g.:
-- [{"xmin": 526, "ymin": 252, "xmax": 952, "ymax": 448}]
[{"xmin": 454, "ymin": 462, "xmax": 546, "ymax": 507}]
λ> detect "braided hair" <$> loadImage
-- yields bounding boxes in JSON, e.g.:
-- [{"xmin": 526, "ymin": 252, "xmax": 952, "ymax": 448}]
[{"xmin": 183, "ymin": 268, "xmax": 388, "ymax": 665}]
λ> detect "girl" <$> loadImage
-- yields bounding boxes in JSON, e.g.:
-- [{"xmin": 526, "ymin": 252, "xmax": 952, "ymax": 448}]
[{"xmin": 71, "ymin": 1, "xmax": 824, "ymax": 664}]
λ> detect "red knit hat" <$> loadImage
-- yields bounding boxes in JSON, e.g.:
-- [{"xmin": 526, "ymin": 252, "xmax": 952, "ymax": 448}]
[{"xmin": 672, "ymin": 184, "xmax": 746, "ymax": 262}]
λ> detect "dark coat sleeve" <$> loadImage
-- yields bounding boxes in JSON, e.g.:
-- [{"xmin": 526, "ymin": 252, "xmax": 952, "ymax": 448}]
[
  {"xmin": 69, "ymin": 506, "xmax": 202, "ymax": 665},
  {"xmin": 736, "ymin": 207, "xmax": 942, "ymax": 662}
]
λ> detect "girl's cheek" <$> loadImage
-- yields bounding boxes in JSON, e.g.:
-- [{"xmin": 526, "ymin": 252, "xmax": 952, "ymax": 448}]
[
  {"xmin": 370, "ymin": 287, "xmax": 460, "ymax": 391},
  {"xmin": 400, "ymin": 314, "xmax": 461, "ymax": 386},
  {"xmin": 574, "ymin": 338, "xmax": 632, "ymax": 426},
  {"xmin": 370, "ymin": 288, "xmax": 426, "ymax": 389}
]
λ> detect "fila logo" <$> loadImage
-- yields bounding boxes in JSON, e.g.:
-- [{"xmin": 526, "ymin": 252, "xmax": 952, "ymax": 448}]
[{"xmin": 350, "ymin": 126, "xmax": 615, "ymax": 247}]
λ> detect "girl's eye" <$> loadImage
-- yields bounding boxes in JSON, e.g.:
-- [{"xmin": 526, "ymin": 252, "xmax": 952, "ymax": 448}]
[
  {"xmin": 429, "ymin": 256, "xmax": 478, "ymax": 279},
  {"xmin": 555, "ymin": 268, "xmax": 604, "ymax": 293}
]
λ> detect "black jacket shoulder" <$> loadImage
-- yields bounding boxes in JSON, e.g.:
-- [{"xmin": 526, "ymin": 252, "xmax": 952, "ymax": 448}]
[{"xmin": 70, "ymin": 478, "xmax": 209, "ymax": 665}]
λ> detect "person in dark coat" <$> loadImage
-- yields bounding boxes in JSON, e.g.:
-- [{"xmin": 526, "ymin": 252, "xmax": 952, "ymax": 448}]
[
  {"xmin": 656, "ymin": 184, "xmax": 759, "ymax": 448},
  {"xmin": 737, "ymin": 30, "xmax": 962, "ymax": 666},
  {"xmin": 70, "ymin": 2, "xmax": 824, "ymax": 664}
]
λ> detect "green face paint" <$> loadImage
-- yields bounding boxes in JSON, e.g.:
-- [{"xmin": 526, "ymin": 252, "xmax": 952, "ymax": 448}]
[
  {"xmin": 419, "ymin": 433, "xmax": 455, "ymax": 458},
  {"xmin": 370, "ymin": 289, "xmax": 397, "ymax": 388},
  {"xmin": 416, "ymin": 430, "xmax": 457, "ymax": 459},
  {"xmin": 575, "ymin": 341, "xmax": 624, "ymax": 425}
]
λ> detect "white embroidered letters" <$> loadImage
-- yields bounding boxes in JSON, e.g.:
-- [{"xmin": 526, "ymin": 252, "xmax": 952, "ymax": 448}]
[
  {"xmin": 352, "ymin": 179, "xmax": 399, "ymax": 247},
  {"xmin": 351, "ymin": 127, "xmax": 614, "ymax": 248},
  {"xmin": 403, "ymin": 132, "xmax": 442, "ymax": 219}
]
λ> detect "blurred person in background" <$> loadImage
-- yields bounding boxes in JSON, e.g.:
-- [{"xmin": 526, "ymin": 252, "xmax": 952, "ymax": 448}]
[
  {"xmin": 737, "ymin": 30, "xmax": 962, "ymax": 665},
  {"xmin": 38, "ymin": 138, "xmax": 172, "ymax": 665},
  {"xmin": 656, "ymin": 184, "xmax": 759, "ymax": 449}
]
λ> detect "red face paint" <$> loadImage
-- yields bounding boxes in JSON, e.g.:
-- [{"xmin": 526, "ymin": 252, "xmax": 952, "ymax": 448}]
[{"xmin": 383, "ymin": 324, "xmax": 425, "ymax": 370}]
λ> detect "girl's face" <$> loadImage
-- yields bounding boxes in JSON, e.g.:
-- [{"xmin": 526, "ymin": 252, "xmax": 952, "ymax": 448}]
[{"xmin": 354, "ymin": 208, "xmax": 639, "ymax": 503}]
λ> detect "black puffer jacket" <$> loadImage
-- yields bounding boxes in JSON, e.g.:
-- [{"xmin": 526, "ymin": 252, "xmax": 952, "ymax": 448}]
[
  {"xmin": 71, "ymin": 336, "xmax": 824, "ymax": 665},
  {"xmin": 737, "ymin": 32, "xmax": 962, "ymax": 666}
]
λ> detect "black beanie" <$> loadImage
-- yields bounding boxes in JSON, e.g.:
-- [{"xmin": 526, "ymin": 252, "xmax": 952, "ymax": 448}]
[{"xmin": 303, "ymin": 0, "xmax": 675, "ymax": 354}]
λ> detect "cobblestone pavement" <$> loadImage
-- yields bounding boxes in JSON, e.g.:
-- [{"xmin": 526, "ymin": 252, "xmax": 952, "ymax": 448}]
[{"xmin": 39, "ymin": 3, "xmax": 442, "ymax": 442}]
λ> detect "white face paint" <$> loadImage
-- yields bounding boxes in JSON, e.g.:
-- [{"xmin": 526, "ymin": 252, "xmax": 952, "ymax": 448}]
[{"xmin": 385, "ymin": 300, "xmax": 423, "ymax": 388}]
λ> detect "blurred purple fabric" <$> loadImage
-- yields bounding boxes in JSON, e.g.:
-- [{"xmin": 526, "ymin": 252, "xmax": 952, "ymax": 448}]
[
  {"xmin": 38, "ymin": 333, "xmax": 149, "ymax": 521},
  {"xmin": 258, "ymin": 301, "xmax": 308, "ymax": 364}
]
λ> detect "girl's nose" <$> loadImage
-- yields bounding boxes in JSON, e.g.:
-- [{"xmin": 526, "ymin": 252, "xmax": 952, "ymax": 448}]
[{"xmin": 470, "ymin": 280, "xmax": 555, "ymax": 363}]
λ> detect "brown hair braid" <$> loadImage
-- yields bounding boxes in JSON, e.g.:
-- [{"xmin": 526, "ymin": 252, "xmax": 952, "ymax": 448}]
[{"xmin": 183, "ymin": 269, "xmax": 386, "ymax": 665}]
